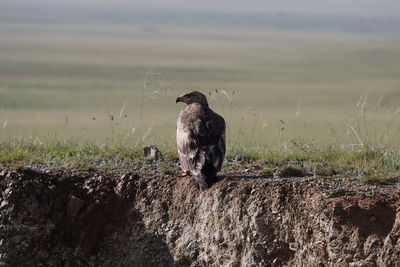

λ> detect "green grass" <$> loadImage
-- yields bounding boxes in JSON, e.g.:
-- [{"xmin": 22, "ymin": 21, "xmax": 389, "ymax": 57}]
[
  {"xmin": 1, "ymin": 22, "xmax": 400, "ymax": 148},
  {"xmin": 359, "ymin": 174, "xmax": 399, "ymax": 185},
  {"xmin": 159, "ymin": 162, "xmax": 174, "ymax": 175},
  {"xmin": 0, "ymin": 22, "xmax": 400, "ymax": 185},
  {"xmin": 280, "ymin": 165, "xmax": 304, "ymax": 177},
  {"xmin": 0, "ymin": 138, "xmax": 142, "ymax": 165},
  {"xmin": 1, "ymin": 138, "xmax": 399, "ymax": 184}
]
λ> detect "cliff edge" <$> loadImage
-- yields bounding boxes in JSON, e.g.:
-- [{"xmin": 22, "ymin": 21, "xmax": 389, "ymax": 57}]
[{"xmin": 1, "ymin": 166, "xmax": 399, "ymax": 266}]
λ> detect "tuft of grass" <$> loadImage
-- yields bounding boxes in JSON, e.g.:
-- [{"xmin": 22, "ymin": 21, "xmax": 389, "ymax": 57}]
[
  {"xmin": 260, "ymin": 167, "xmax": 273, "ymax": 176},
  {"xmin": 76, "ymin": 164, "xmax": 97, "ymax": 172},
  {"xmin": 280, "ymin": 165, "xmax": 304, "ymax": 177},
  {"xmin": 163, "ymin": 149, "xmax": 179, "ymax": 161},
  {"xmin": 0, "ymin": 149, "xmax": 33, "ymax": 164},
  {"xmin": 0, "ymin": 138, "xmax": 143, "ymax": 166},
  {"xmin": 160, "ymin": 163, "xmax": 174, "ymax": 175},
  {"xmin": 359, "ymin": 174, "xmax": 399, "ymax": 185}
]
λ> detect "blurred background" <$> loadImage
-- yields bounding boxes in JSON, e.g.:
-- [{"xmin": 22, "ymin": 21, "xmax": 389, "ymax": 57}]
[{"xmin": 1, "ymin": 0, "xmax": 400, "ymax": 150}]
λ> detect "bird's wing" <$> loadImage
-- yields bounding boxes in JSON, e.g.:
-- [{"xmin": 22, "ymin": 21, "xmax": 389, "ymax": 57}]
[
  {"xmin": 196, "ymin": 112, "xmax": 226, "ymax": 171},
  {"xmin": 214, "ymin": 125, "xmax": 226, "ymax": 170},
  {"xmin": 177, "ymin": 124, "xmax": 201, "ymax": 172}
]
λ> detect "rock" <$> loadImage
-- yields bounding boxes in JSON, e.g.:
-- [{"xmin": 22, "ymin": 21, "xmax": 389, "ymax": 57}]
[{"xmin": 143, "ymin": 146, "xmax": 162, "ymax": 160}]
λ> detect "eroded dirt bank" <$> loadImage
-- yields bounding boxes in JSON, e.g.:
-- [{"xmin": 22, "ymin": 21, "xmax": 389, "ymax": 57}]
[{"xmin": 1, "ymin": 166, "xmax": 400, "ymax": 266}]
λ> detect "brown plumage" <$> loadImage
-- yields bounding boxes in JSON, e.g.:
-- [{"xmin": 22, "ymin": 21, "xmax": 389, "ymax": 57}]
[{"xmin": 176, "ymin": 91, "xmax": 226, "ymax": 190}]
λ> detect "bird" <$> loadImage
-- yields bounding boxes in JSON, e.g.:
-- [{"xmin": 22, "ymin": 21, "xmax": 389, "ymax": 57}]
[{"xmin": 176, "ymin": 91, "xmax": 226, "ymax": 190}]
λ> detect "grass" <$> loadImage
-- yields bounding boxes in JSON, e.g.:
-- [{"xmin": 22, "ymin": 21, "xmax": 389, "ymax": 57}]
[
  {"xmin": 280, "ymin": 165, "xmax": 304, "ymax": 177},
  {"xmin": 0, "ymin": 22, "xmax": 400, "ymax": 185},
  {"xmin": 0, "ymin": 137, "xmax": 399, "ymax": 184},
  {"xmin": 359, "ymin": 174, "xmax": 399, "ymax": 185},
  {"xmin": 0, "ymin": 138, "xmax": 141, "ymax": 165},
  {"xmin": 1, "ymin": 22, "xmax": 400, "ymax": 147},
  {"xmin": 159, "ymin": 162, "xmax": 174, "ymax": 175}
]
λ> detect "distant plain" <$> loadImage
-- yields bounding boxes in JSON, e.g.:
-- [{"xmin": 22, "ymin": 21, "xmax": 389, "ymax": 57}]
[{"xmin": 1, "ymin": 16, "xmax": 400, "ymax": 151}]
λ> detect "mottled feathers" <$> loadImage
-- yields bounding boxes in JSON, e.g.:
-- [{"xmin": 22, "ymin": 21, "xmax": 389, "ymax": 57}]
[{"xmin": 176, "ymin": 91, "xmax": 226, "ymax": 190}]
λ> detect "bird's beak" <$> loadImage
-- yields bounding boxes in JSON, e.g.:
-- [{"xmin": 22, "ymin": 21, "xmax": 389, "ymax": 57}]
[{"xmin": 176, "ymin": 96, "xmax": 182, "ymax": 103}]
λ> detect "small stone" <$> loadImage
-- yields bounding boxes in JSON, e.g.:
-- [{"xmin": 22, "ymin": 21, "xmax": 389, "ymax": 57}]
[
  {"xmin": 215, "ymin": 232, "xmax": 224, "ymax": 243},
  {"xmin": 143, "ymin": 146, "xmax": 162, "ymax": 160},
  {"xmin": 370, "ymin": 216, "xmax": 376, "ymax": 222},
  {"xmin": 345, "ymin": 254, "xmax": 353, "ymax": 262},
  {"xmin": 329, "ymin": 239, "xmax": 339, "ymax": 247}
]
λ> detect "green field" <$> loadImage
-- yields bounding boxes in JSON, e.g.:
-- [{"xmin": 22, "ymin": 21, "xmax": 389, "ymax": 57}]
[{"xmin": 1, "ymin": 21, "xmax": 400, "ymax": 151}]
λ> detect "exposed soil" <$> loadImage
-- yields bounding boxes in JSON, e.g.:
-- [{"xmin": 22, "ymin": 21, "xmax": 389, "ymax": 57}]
[{"xmin": 0, "ymin": 162, "xmax": 400, "ymax": 266}]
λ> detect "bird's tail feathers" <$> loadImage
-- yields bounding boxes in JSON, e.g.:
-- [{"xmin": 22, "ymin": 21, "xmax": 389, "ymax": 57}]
[
  {"xmin": 191, "ymin": 149, "xmax": 219, "ymax": 190},
  {"xmin": 190, "ymin": 150, "xmax": 208, "ymax": 190},
  {"xmin": 193, "ymin": 173, "xmax": 209, "ymax": 191},
  {"xmin": 202, "ymin": 161, "xmax": 218, "ymax": 185}
]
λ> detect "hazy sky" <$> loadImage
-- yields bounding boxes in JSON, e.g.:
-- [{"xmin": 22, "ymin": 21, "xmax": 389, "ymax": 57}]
[{"xmin": 2, "ymin": 0, "xmax": 400, "ymax": 17}]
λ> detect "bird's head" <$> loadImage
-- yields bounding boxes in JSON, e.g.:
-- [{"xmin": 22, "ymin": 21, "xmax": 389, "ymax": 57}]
[{"xmin": 176, "ymin": 91, "xmax": 208, "ymax": 106}]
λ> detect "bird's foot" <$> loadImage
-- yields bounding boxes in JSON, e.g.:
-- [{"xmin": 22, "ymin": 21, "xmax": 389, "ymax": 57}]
[{"xmin": 178, "ymin": 171, "xmax": 190, "ymax": 177}]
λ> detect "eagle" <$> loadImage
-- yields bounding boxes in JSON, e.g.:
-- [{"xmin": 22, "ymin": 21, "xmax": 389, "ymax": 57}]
[{"xmin": 176, "ymin": 91, "xmax": 226, "ymax": 190}]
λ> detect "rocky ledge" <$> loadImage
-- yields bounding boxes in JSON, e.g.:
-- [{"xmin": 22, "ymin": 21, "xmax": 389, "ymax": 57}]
[{"xmin": 0, "ymin": 166, "xmax": 399, "ymax": 266}]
